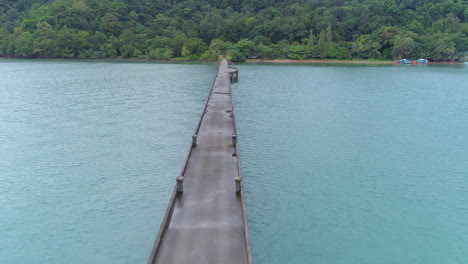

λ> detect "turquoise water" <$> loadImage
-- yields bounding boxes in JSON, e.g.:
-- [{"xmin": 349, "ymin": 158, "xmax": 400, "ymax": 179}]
[
  {"xmin": 1, "ymin": 61, "xmax": 468, "ymax": 263},
  {"xmin": 234, "ymin": 64, "xmax": 468, "ymax": 264},
  {"xmin": 0, "ymin": 60, "xmax": 216, "ymax": 263}
]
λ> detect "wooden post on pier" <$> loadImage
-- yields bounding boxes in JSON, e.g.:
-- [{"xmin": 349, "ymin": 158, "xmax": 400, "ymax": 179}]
[
  {"xmin": 176, "ymin": 176, "xmax": 184, "ymax": 193},
  {"xmin": 192, "ymin": 135, "xmax": 197, "ymax": 147}
]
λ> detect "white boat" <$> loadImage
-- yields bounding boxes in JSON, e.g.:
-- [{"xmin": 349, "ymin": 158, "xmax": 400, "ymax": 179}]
[{"xmin": 416, "ymin": 59, "xmax": 428, "ymax": 64}]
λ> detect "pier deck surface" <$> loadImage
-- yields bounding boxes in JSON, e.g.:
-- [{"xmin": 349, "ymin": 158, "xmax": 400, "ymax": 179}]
[{"xmin": 148, "ymin": 59, "xmax": 251, "ymax": 264}]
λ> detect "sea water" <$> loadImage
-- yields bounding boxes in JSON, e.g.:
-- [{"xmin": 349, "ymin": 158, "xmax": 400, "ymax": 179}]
[
  {"xmin": 234, "ymin": 63, "xmax": 468, "ymax": 264},
  {"xmin": 0, "ymin": 60, "xmax": 216, "ymax": 263},
  {"xmin": 1, "ymin": 61, "xmax": 467, "ymax": 264}
]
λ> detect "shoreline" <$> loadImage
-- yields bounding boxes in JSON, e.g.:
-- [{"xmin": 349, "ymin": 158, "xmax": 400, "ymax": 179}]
[
  {"xmin": 245, "ymin": 59, "xmax": 466, "ymax": 65},
  {"xmin": 245, "ymin": 59, "xmax": 393, "ymax": 64},
  {"xmin": 1, "ymin": 56, "xmax": 466, "ymax": 65},
  {"xmin": 0, "ymin": 56, "xmax": 216, "ymax": 63}
]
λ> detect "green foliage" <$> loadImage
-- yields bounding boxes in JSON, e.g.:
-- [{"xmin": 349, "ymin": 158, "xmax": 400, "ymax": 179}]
[
  {"xmin": 226, "ymin": 47, "xmax": 245, "ymax": 62},
  {"xmin": 0, "ymin": 27, "xmax": 13, "ymax": 55},
  {"xmin": 352, "ymin": 35, "xmax": 382, "ymax": 59},
  {"xmin": 12, "ymin": 28, "xmax": 33, "ymax": 57},
  {"xmin": 393, "ymin": 36, "xmax": 415, "ymax": 59},
  {"xmin": 101, "ymin": 13, "xmax": 123, "ymax": 36},
  {"xmin": 182, "ymin": 38, "xmax": 208, "ymax": 59},
  {"xmin": 1, "ymin": 0, "xmax": 468, "ymax": 60},
  {"xmin": 202, "ymin": 39, "xmax": 230, "ymax": 60},
  {"xmin": 33, "ymin": 21, "xmax": 55, "ymax": 57},
  {"xmin": 148, "ymin": 48, "xmax": 173, "ymax": 60},
  {"xmin": 234, "ymin": 39, "xmax": 255, "ymax": 58},
  {"xmin": 289, "ymin": 44, "xmax": 305, "ymax": 59}
]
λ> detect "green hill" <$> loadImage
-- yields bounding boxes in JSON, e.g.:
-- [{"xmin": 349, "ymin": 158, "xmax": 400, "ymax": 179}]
[{"xmin": 1, "ymin": 0, "xmax": 468, "ymax": 61}]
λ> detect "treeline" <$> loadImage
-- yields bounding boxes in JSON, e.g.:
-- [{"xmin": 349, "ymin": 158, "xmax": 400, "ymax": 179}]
[{"xmin": 1, "ymin": 0, "xmax": 468, "ymax": 61}]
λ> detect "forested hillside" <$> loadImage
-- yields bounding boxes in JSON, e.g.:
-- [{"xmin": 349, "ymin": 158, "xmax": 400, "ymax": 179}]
[{"xmin": 1, "ymin": 0, "xmax": 468, "ymax": 61}]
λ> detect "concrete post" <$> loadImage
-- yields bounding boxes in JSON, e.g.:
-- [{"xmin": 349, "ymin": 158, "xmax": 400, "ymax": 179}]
[
  {"xmin": 234, "ymin": 177, "xmax": 241, "ymax": 193},
  {"xmin": 232, "ymin": 134, "xmax": 237, "ymax": 146},
  {"xmin": 176, "ymin": 176, "xmax": 184, "ymax": 193},
  {"xmin": 192, "ymin": 135, "xmax": 197, "ymax": 147}
]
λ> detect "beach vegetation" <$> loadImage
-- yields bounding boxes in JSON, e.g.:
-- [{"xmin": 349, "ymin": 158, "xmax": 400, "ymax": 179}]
[{"xmin": 1, "ymin": 0, "xmax": 468, "ymax": 61}]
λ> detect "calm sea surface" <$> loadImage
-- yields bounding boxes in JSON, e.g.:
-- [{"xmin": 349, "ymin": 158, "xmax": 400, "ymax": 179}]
[{"xmin": 1, "ymin": 60, "xmax": 468, "ymax": 264}]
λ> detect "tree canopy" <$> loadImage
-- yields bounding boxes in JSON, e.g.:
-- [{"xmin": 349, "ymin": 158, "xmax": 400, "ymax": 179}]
[{"xmin": 1, "ymin": 0, "xmax": 468, "ymax": 61}]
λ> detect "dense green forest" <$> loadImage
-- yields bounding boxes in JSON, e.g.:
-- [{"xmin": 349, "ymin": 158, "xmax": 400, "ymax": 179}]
[{"xmin": 1, "ymin": 0, "xmax": 468, "ymax": 61}]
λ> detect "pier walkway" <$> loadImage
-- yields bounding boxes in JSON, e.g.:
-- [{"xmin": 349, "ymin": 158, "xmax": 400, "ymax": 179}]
[{"xmin": 148, "ymin": 59, "xmax": 252, "ymax": 264}]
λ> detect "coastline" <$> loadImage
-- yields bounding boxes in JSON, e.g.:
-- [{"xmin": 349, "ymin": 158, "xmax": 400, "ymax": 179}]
[
  {"xmin": 1, "ymin": 56, "xmax": 465, "ymax": 65},
  {"xmin": 0, "ymin": 56, "xmax": 216, "ymax": 64},
  {"xmin": 245, "ymin": 59, "xmax": 393, "ymax": 64},
  {"xmin": 245, "ymin": 59, "xmax": 467, "ymax": 65}
]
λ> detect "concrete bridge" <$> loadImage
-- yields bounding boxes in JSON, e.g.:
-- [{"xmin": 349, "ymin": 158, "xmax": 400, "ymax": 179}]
[{"xmin": 148, "ymin": 58, "xmax": 252, "ymax": 264}]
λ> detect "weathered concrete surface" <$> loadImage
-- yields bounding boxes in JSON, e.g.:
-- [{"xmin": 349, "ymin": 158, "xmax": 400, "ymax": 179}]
[{"xmin": 148, "ymin": 59, "xmax": 251, "ymax": 264}]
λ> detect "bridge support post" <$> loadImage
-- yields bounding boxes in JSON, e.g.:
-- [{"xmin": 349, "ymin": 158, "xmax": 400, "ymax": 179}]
[
  {"xmin": 192, "ymin": 135, "xmax": 197, "ymax": 147},
  {"xmin": 235, "ymin": 177, "xmax": 241, "ymax": 193},
  {"xmin": 232, "ymin": 134, "xmax": 237, "ymax": 146},
  {"xmin": 176, "ymin": 176, "xmax": 184, "ymax": 193}
]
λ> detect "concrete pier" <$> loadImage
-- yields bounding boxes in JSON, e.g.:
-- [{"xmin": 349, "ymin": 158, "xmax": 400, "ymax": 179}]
[{"xmin": 147, "ymin": 59, "xmax": 252, "ymax": 264}]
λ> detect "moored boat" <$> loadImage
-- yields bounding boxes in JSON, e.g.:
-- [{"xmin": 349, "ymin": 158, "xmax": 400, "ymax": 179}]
[
  {"xmin": 398, "ymin": 58, "xmax": 428, "ymax": 64},
  {"xmin": 399, "ymin": 59, "xmax": 411, "ymax": 64},
  {"xmin": 416, "ymin": 59, "xmax": 428, "ymax": 64}
]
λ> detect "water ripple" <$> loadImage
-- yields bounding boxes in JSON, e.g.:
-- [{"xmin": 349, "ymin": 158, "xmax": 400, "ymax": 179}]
[
  {"xmin": 233, "ymin": 64, "xmax": 468, "ymax": 264},
  {"xmin": 0, "ymin": 60, "xmax": 217, "ymax": 264}
]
